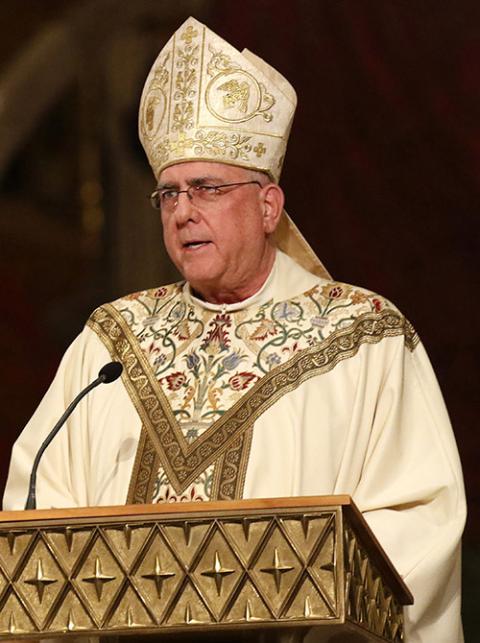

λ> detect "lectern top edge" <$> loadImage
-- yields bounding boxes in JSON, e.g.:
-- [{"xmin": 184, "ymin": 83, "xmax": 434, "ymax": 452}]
[{"xmin": 0, "ymin": 494, "xmax": 353, "ymax": 522}]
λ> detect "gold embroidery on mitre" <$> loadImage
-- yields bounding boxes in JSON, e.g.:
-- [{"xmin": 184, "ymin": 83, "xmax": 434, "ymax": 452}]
[
  {"xmin": 172, "ymin": 26, "xmax": 200, "ymax": 133},
  {"xmin": 205, "ymin": 46, "xmax": 275, "ymax": 124},
  {"xmin": 155, "ymin": 129, "xmax": 260, "ymax": 168},
  {"xmin": 138, "ymin": 17, "xmax": 295, "ymax": 181},
  {"xmin": 140, "ymin": 54, "xmax": 170, "ymax": 143}
]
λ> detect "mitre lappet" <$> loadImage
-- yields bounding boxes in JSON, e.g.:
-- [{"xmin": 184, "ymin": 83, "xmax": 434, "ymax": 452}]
[{"xmin": 138, "ymin": 16, "xmax": 330, "ymax": 279}]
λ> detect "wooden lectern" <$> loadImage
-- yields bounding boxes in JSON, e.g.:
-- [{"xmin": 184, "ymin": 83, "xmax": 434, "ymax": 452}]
[{"xmin": 0, "ymin": 496, "xmax": 412, "ymax": 641}]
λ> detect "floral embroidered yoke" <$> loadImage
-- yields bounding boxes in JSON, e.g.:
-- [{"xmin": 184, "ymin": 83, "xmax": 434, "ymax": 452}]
[{"xmin": 87, "ymin": 276, "xmax": 418, "ymax": 505}]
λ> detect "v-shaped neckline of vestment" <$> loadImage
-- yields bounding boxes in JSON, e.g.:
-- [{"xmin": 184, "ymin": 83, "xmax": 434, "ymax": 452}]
[
  {"xmin": 87, "ymin": 292, "xmax": 416, "ymax": 494},
  {"xmin": 88, "ymin": 301, "xmax": 283, "ymax": 493}
]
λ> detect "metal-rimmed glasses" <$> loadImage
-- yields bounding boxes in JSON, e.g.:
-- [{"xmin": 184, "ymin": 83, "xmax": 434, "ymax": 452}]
[{"xmin": 149, "ymin": 180, "xmax": 262, "ymax": 213}]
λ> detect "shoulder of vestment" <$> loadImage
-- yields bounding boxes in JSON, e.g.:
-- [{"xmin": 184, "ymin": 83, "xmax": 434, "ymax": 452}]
[{"xmin": 87, "ymin": 278, "xmax": 418, "ymax": 353}]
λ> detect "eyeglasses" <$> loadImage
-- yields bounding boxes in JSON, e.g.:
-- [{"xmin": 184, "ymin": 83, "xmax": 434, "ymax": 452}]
[{"xmin": 149, "ymin": 180, "xmax": 262, "ymax": 213}]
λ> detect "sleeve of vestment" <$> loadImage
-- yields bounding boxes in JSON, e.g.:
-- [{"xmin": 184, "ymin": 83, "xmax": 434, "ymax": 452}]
[{"xmin": 353, "ymin": 337, "xmax": 466, "ymax": 643}]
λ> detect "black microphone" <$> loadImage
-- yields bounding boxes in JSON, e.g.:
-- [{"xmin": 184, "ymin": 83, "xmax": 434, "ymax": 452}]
[
  {"xmin": 98, "ymin": 361, "xmax": 123, "ymax": 383},
  {"xmin": 24, "ymin": 361, "xmax": 123, "ymax": 510}
]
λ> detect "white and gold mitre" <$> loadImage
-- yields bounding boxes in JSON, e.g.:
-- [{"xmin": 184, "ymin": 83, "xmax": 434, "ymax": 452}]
[
  {"xmin": 139, "ymin": 17, "xmax": 330, "ymax": 280},
  {"xmin": 138, "ymin": 16, "xmax": 296, "ymax": 182}
]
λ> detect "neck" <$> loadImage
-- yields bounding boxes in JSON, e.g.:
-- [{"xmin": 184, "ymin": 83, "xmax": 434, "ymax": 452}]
[{"xmin": 192, "ymin": 247, "xmax": 276, "ymax": 305}]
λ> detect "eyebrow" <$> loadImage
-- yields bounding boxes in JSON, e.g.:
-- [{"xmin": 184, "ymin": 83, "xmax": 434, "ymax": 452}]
[{"xmin": 157, "ymin": 175, "xmax": 225, "ymax": 190}]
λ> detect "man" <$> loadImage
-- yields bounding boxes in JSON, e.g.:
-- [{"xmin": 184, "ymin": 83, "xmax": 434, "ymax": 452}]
[{"xmin": 4, "ymin": 17, "xmax": 465, "ymax": 642}]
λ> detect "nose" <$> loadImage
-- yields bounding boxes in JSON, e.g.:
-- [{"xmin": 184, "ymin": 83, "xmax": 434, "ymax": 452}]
[{"xmin": 173, "ymin": 190, "xmax": 200, "ymax": 225}]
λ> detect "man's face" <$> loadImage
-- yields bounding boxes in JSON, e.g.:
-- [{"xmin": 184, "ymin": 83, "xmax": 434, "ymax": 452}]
[{"xmin": 158, "ymin": 161, "xmax": 280, "ymax": 303}]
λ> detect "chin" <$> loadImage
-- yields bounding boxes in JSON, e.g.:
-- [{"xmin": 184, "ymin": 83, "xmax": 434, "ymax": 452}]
[
  {"xmin": 174, "ymin": 247, "xmax": 219, "ymax": 279},
  {"xmin": 181, "ymin": 263, "xmax": 223, "ymax": 291}
]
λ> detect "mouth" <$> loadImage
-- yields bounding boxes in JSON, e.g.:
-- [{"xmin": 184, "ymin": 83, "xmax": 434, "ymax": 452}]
[{"xmin": 182, "ymin": 241, "xmax": 211, "ymax": 250}]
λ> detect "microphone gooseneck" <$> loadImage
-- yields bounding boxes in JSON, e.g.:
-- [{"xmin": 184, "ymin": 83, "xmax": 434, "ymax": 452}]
[{"xmin": 24, "ymin": 361, "xmax": 123, "ymax": 510}]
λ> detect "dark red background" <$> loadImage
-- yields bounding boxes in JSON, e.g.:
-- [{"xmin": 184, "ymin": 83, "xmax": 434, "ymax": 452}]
[
  {"xmin": 0, "ymin": 1, "xmax": 478, "ymax": 632},
  {"xmin": 211, "ymin": 0, "xmax": 479, "ymax": 538}
]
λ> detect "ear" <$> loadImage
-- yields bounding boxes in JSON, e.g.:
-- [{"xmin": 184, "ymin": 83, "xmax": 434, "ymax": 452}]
[{"xmin": 261, "ymin": 183, "xmax": 284, "ymax": 234}]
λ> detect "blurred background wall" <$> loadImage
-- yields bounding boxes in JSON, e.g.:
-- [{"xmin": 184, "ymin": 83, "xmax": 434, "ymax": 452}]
[{"xmin": 0, "ymin": 0, "xmax": 478, "ymax": 636}]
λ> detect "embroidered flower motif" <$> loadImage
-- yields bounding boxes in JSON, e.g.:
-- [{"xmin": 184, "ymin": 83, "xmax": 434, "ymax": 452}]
[
  {"xmin": 249, "ymin": 319, "xmax": 277, "ymax": 340},
  {"xmin": 282, "ymin": 341, "xmax": 299, "ymax": 356},
  {"xmin": 175, "ymin": 319, "xmax": 191, "ymax": 340},
  {"xmin": 124, "ymin": 290, "xmax": 144, "ymax": 301},
  {"xmin": 182, "ymin": 486, "xmax": 205, "ymax": 502},
  {"xmin": 208, "ymin": 386, "xmax": 221, "ymax": 410},
  {"xmin": 157, "ymin": 485, "xmax": 205, "ymax": 503},
  {"xmin": 204, "ymin": 338, "xmax": 222, "ymax": 356},
  {"xmin": 350, "ymin": 290, "xmax": 369, "ymax": 304},
  {"xmin": 201, "ymin": 313, "xmax": 231, "ymax": 352},
  {"xmin": 146, "ymin": 342, "xmax": 167, "ymax": 367},
  {"xmin": 229, "ymin": 371, "xmax": 256, "ymax": 390},
  {"xmin": 321, "ymin": 283, "xmax": 350, "ymax": 300},
  {"xmin": 153, "ymin": 287, "xmax": 168, "ymax": 298},
  {"xmin": 311, "ymin": 315, "xmax": 328, "ymax": 328},
  {"xmin": 185, "ymin": 351, "xmax": 200, "ymax": 370},
  {"xmin": 222, "ymin": 350, "xmax": 244, "ymax": 371},
  {"xmin": 272, "ymin": 301, "xmax": 301, "ymax": 322},
  {"xmin": 154, "ymin": 353, "xmax": 167, "ymax": 367},
  {"xmin": 182, "ymin": 384, "xmax": 196, "ymax": 409},
  {"xmin": 265, "ymin": 353, "xmax": 281, "ymax": 368},
  {"xmin": 304, "ymin": 286, "xmax": 319, "ymax": 298},
  {"xmin": 168, "ymin": 301, "xmax": 186, "ymax": 322},
  {"xmin": 165, "ymin": 371, "xmax": 187, "ymax": 390},
  {"xmin": 372, "ymin": 297, "xmax": 383, "ymax": 312}
]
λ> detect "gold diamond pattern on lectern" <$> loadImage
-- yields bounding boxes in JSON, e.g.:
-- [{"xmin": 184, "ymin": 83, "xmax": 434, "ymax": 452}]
[
  {"xmin": 0, "ymin": 531, "xmax": 34, "ymax": 578},
  {"xmin": 106, "ymin": 585, "xmax": 156, "ymax": 630},
  {"xmin": 16, "ymin": 536, "xmax": 65, "ymax": 628},
  {"xmin": 309, "ymin": 515, "xmax": 337, "ymax": 610},
  {"xmin": 45, "ymin": 527, "xmax": 94, "ymax": 570},
  {"xmin": 384, "ymin": 595, "xmax": 404, "ymax": 643},
  {"xmin": 344, "ymin": 525, "xmax": 404, "ymax": 643},
  {"xmin": 192, "ymin": 527, "xmax": 242, "ymax": 619},
  {"xmin": 47, "ymin": 588, "xmax": 96, "ymax": 633},
  {"xmin": 0, "ymin": 506, "xmax": 407, "ymax": 640},
  {"xmin": 73, "ymin": 532, "xmax": 123, "ymax": 624},
  {"xmin": 132, "ymin": 528, "xmax": 183, "ymax": 622},
  {"xmin": 221, "ymin": 518, "xmax": 271, "ymax": 565},
  {"xmin": 161, "ymin": 521, "xmax": 210, "ymax": 567},
  {"xmin": 166, "ymin": 581, "xmax": 214, "ymax": 626},
  {"xmin": 223, "ymin": 578, "xmax": 273, "ymax": 623},
  {"xmin": 104, "ymin": 524, "xmax": 153, "ymax": 570},
  {"xmin": 251, "ymin": 524, "xmax": 302, "ymax": 616},
  {"xmin": 0, "ymin": 592, "xmax": 36, "ymax": 635},
  {"xmin": 284, "ymin": 575, "xmax": 335, "ymax": 620},
  {"xmin": 0, "ymin": 566, "xmax": 8, "ymax": 597},
  {"xmin": 280, "ymin": 514, "xmax": 333, "ymax": 561}
]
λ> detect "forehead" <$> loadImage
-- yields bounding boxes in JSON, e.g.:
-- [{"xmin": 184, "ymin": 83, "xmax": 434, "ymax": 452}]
[{"xmin": 158, "ymin": 161, "xmax": 250, "ymax": 185}]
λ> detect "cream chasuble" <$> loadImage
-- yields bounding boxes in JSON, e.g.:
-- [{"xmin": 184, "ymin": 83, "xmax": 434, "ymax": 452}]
[{"xmin": 4, "ymin": 251, "xmax": 466, "ymax": 642}]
